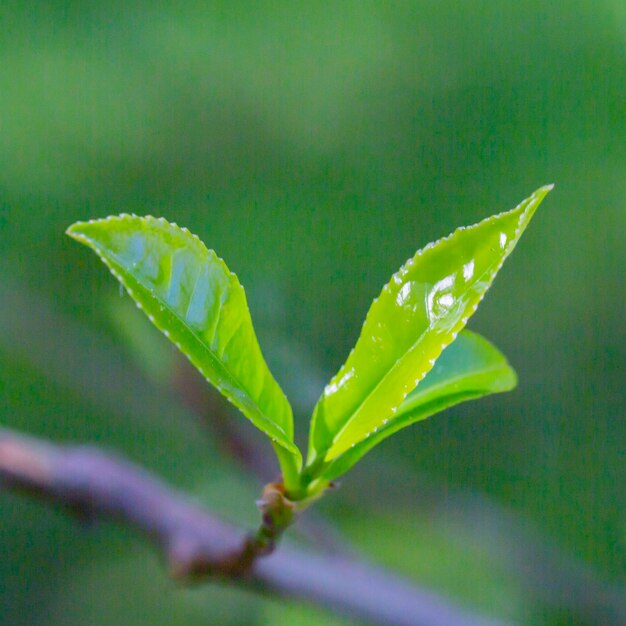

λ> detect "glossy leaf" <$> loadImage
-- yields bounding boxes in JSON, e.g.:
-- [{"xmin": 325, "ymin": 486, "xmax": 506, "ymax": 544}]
[
  {"xmin": 319, "ymin": 330, "xmax": 517, "ymax": 481},
  {"xmin": 307, "ymin": 185, "xmax": 551, "ymax": 467},
  {"xmin": 67, "ymin": 216, "xmax": 302, "ymax": 484}
]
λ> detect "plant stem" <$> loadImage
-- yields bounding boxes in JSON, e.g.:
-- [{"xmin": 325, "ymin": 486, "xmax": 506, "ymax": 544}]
[
  {"xmin": 272, "ymin": 442, "xmax": 302, "ymax": 495},
  {"xmin": 0, "ymin": 426, "xmax": 513, "ymax": 626},
  {"xmin": 239, "ymin": 482, "xmax": 296, "ymax": 570}
]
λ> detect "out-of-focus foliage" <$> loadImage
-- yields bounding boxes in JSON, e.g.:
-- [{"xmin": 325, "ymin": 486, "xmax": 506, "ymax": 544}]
[{"xmin": 1, "ymin": 2, "xmax": 624, "ymax": 625}]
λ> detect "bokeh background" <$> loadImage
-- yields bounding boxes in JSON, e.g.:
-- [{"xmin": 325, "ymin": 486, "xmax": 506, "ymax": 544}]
[{"xmin": 1, "ymin": 2, "xmax": 624, "ymax": 625}]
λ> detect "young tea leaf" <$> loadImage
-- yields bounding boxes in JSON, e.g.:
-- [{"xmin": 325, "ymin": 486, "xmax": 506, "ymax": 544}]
[
  {"xmin": 318, "ymin": 330, "xmax": 517, "ymax": 481},
  {"xmin": 67, "ymin": 216, "xmax": 302, "ymax": 485},
  {"xmin": 307, "ymin": 185, "xmax": 552, "ymax": 469}
]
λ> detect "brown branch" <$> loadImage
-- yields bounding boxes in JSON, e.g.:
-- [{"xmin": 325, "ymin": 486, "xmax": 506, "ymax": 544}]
[
  {"xmin": 0, "ymin": 427, "xmax": 248, "ymax": 577},
  {"xmin": 172, "ymin": 356, "xmax": 355, "ymax": 556},
  {"xmin": 0, "ymin": 427, "xmax": 510, "ymax": 626}
]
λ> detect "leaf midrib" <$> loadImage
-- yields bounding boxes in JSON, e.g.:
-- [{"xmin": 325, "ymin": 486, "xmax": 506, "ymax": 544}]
[
  {"xmin": 96, "ymin": 242, "xmax": 293, "ymax": 446},
  {"xmin": 325, "ymin": 257, "xmax": 504, "ymax": 455},
  {"xmin": 319, "ymin": 195, "xmax": 538, "ymax": 457}
]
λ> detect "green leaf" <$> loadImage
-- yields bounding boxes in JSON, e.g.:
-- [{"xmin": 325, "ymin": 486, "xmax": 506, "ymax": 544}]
[
  {"xmin": 307, "ymin": 185, "xmax": 552, "ymax": 469},
  {"xmin": 319, "ymin": 330, "xmax": 517, "ymax": 482},
  {"xmin": 67, "ymin": 215, "xmax": 302, "ymax": 485}
]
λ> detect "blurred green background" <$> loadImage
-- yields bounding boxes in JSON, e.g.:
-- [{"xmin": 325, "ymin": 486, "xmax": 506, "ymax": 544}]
[{"xmin": 1, "ymin": 2, "xmax": 624, "ymax": 625}]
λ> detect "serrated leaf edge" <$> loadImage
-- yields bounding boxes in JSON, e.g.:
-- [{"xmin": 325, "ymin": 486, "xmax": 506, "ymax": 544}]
[
  {"xmin": 318, "ymin": 185, "xmax": 552, "ymax": 461},
  {"xmin": 67, "ymin": 214, "xmax": 300, "ymax": 456}
]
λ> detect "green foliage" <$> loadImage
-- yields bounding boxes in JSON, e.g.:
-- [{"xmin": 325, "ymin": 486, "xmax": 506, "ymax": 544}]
[
  {"xmin": 305, "ymin": 185, "xmax": 552, "ymax": 482},
  {"xmin": 68, "ymin": 186, "xmax": 551, "ymax": 500},
  {"xmin": 318, "ymin": 330, "xmax": 517, "ymax": 482},
  {"xmin": 67, "ymin": 216, "xmax": 301, "ymax": 489}
]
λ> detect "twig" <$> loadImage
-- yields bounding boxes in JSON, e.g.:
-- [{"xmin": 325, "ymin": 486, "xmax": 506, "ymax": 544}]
[
  {"xmin": 1, "ymin": 282, "xmax": 620, "ymax": 624},
  {"xmin": 0, "ymin": 427, "xmax": 246, "ymax": 577},
  {"xmin": 0, "ymin": 427, "xmax": 510, "ymax": 626},
  {"xmin": 172, "ymin": 355, "xmax": 354, "ymax": 556}
]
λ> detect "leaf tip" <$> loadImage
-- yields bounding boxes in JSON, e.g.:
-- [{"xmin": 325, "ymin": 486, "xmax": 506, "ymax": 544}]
[
  {"xmin": 531, "ymin": 183, "xmax": 555, "ymax": 203},
  {"xmin": 65, "ymin": 220, "xmax": 84, "ymax": 238},
  {"xmin": 512, "ymin": 184, "xmax": 553, "ymax": 230},
  {"xmin": 66, "ymin": 215, "xmax": 129, "ymax": 245},
  {"xmin": 66, "ymin": 218, "xmax": 104, "ymax": 241}
]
